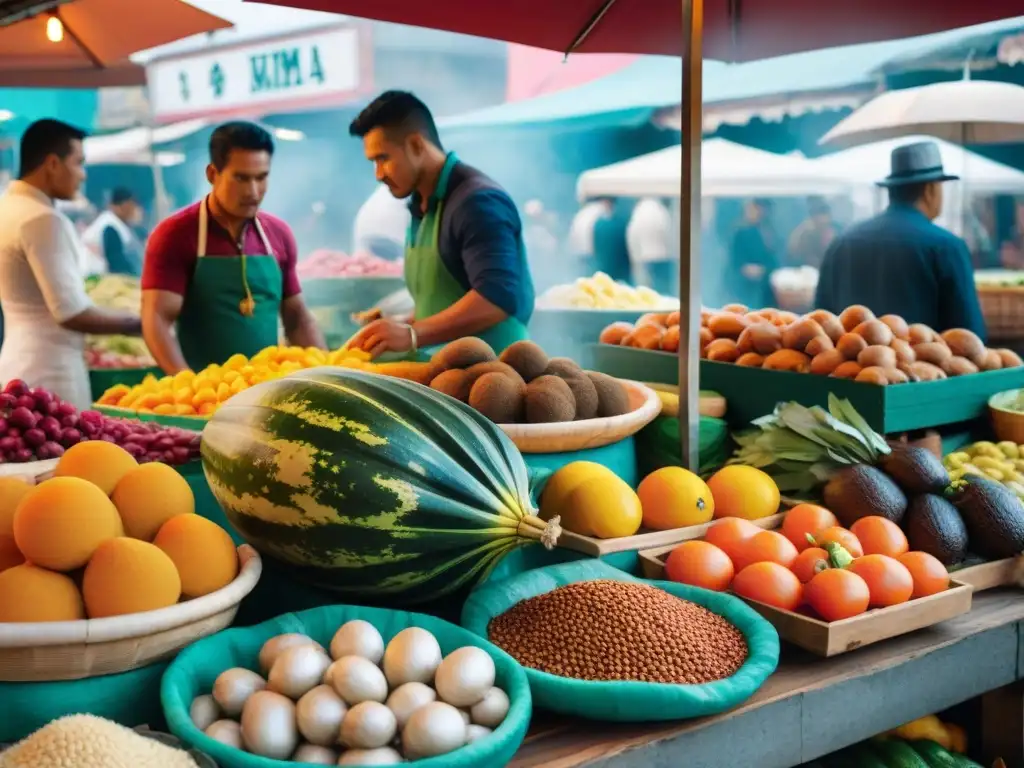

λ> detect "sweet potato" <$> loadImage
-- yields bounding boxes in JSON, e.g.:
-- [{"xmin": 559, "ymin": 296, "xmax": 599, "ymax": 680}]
[
  {"xmin": 942, "ymin": 356, "xmax": 979, "ymax": 376},
  {"xmin": 852, "ymin": 319, "xmax": 894, "ymax": 347},
  {"xmin": 831, "ymin": 361, "xmax": 863, "ymax": 379},
  {"xmin": 836, "ymin": 333, "xmax": 869, "ymax": 360},
  {"xmin": 735, "ymin": 352, "xmax": 765, "ymax": 367},
  {"xmin": 855, "ymin": 366, "xmax": 890, "ymax": 385},
  {"xmin": 810, "ymin": 350, "xmax": 845, "ymax": 376},
  {"xmin": 839, "ymin": 305, "xmax": 875, "ymax": 332},
  {"xmin": 913, "ymin": 341, "xmax": 952, "ymax": 367},
  {"xmin": 706, "ymin": 338, "xmax": 741, "ymax": 363},
  {"xmin": 781, "ymin": 319, "xmax": 825, "ymax": 351},
  {"xmin": 707, "ymin": 312, "xmax": 750, "ymax": 339},
  {"xmin": 762, "ymin": 349, "xmax": 811, "ymax": 373},
  {"xmin": 805, "ymin": 335, "xmax": 835, "ymax": 357},
  {"xmin": 879, "ymin": 314, "xmax": 910, "ymax": 341},
  {"xmin": 857, "ymin": 345, "xmax": 897, "ymax": 369},
  {"xmin": 737, "ymin": 323, "xmax": 783, "ymax": 355}
]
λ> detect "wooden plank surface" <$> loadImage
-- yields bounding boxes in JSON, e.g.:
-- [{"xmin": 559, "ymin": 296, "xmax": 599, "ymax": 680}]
[{"xmin": 510, "ymin": 590, "xmax": 1024, "ymax": 767}]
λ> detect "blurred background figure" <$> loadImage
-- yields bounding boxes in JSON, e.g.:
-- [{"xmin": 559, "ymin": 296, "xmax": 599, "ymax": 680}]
[
  {"xmin": 353, "ymin": 184, "xmax": 411, "ymax": 261},
  {"xmin": 727, "ymin": 198, "xmax": 779, "ymax": 308},
  {"xmin": 81, "ymin": 187, "xmax": 145, "ymax": 276},
  {"xmin": 522, "ymin": 199, "xmax": 560, "ymax": 289},
  {"xmin": 999, "ymin": 197, "xmax": 1024, "ymax": 269},
  {"xmin": 626, "ymin": 196, "xmax": 674, "ymax": 295},
  {"xmin": 568, "ymin": 196, "xmax": 614, "ymax": 278},
  {"xmin": 787, "ymin": 195, "xmax": 836, "ymax": 270}
]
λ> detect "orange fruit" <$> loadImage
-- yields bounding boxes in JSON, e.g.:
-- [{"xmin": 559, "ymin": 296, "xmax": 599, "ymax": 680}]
[
  {"xmin": 850, "ymin": 516, "xmax": 909, "ymax": 558},
  {"xmin": 732, "ymin": 562, "xmax": 803, "ymax": 611},
  {"xmin": 637, "ymin": 467, "xmax": 715, "ymax": 530},
  {"xmin": 781, "ymin": 504, "xmax": 838, "ymax": 551},
  {"xmin": 814, "ymin": 526, "xmax": 864, "ymax": 558},
  {"xmin": 847, "ymin": 554, "xmax": 913, "ymax": 607},
  {"xmin": 734, "ymin": 530, "xmax": 798, "ymax": 572},
  {"xmin": 791, "ymin": 546, "xmax": 830, "ymax": 583},
  {"xmin": 897, "ymin": 551, "xmax": 949, "ymax": 598},
  {"xmin": 704, "ymin": 518, "xmax": 760, "ymax": 564},
  {"xmin": 706, "ymin": 465, "xmax": 780, "ymax": 520},
  {"xmin": 663, "ymin": 541, "xmax": 734, "ymax": 592},
  {"xmin": 805, "ymin": 568, "xmax": 870, "ymax": 622}
]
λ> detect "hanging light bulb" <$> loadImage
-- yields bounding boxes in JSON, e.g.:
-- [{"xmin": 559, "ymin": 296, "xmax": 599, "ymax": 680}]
[{"xmin": 46, "ymin": 15, "xmax": 64, "ymax": 43}]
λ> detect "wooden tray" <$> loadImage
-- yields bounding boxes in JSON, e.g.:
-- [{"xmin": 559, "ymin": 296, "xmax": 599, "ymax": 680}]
[
  {"xmin": 0, "ymin": 546, "xmax": 262, "ymax": 681},
  {"xmin": 591, "ymin": 344, "xmax": 1024, "ymax": 434},
  {"xmin": 639, "ymin": 544, "xmax": 974, "ymax": 656},
  {"xmin": 558, "ymin": 511, "xmax": 786, "ymax": 557},
  {"xmin": 0, "ymin": 458, "xmax": 57, "ymax": 482},
  {"xmin": 499, "ymin": 379, "xmax": 661, "ymax": 454},
  {"xmin": 952, "ymin": 557, "xmax": 1021, "ymax": 591}
]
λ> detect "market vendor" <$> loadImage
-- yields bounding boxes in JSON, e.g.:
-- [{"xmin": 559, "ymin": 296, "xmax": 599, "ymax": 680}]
[
  {"xmin": 141, "ymin": 122, "xmax": 325, "ymax": 374},
  {"xmin": 80, "ymin": 187, "xmax": 145, "ymax": 276},
  {"xmin": 347, "ymin": 91, "xmax": 534, "ymax": 359},
  {"xmin": 0, "ymin": 119, "xmax": 141, "ymax": 409},
  {"xmin": 814, "ymin": 141, "xmax": 986, "ymax": 339}
]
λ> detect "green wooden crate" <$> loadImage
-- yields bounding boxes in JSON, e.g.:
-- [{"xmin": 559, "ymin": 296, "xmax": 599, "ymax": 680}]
[
  {"xmin": 590, "ymin": 344, "xmax": 1024, "ymax": 434},
  {"xmin": 88, "ymin": 367, "xmax": 162, "ymax": 399},
  {"xmin": 92, "ymin": 404, "xmax": 207, "ymax": 432}
]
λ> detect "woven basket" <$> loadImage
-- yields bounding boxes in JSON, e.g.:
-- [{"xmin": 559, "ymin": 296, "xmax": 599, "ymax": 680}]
[
  {"xmin": 977, "ymin": 284, "xmax": 1024, "ymax": 341},
  {"xmin": 0, "ymin": 546, "xmax": 262, "ymax": 682}
]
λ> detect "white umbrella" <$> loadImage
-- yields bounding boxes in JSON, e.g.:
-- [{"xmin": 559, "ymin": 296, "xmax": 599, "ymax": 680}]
[
  {"xmin": 576, "ymin": 138, "xmax": 852, "ymax": 199},
  {"xmin": 819, "ymin": 79, "xmax": 1024, "ymax": 149}
]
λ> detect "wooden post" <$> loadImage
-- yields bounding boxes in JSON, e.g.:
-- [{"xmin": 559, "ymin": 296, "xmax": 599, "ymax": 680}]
[
  {"xmin": 981, "ymin": 683, "xmax": 1024, "ymax": 767},
  {"xmin": 678, "ymin": 0, "xmax": 703, "ymax": 470}
]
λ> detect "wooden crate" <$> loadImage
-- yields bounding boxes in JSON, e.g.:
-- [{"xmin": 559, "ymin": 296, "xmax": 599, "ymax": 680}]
[
  {"xmin": 953, "ymin": 558, "xmax": 1021, "ymax": 591},
  {"xmin": 640, "ymin": 544, "xmax": 974, "ymax": 657},
  {"xmin": 557, "ymin": 512, "xmax": 786, "ymax": 557}
]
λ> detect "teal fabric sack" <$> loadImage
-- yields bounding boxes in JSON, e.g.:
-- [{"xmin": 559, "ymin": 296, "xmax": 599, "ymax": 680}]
[
  {"xmin": 162, "ymin": 604, "xmax": 532, "ymax": 768},
  {"xmin": 522, "ymin": 435, "xmax": 638, "ymax": 488},
  {"xmin": 0, "ymin": 662, "xmax": 169, "ymax": 743},
  {"xmin": 461, "ymin": 560, "xmax": 779, "ymax": 722}
]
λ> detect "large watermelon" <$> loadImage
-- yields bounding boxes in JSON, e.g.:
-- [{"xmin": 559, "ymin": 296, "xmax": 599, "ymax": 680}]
[{"xmin": 200, "ymin": 367, "xmax": 559, "ymax": 604}]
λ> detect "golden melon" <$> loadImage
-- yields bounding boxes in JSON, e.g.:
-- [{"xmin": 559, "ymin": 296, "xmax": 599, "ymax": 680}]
[
  {"xmin": 112, "ymin": 463, "xmax": 195, "ymax": 541},
  {"xmin": 154, "ymin": 514, "xmax": 238, "ymax": 598},
  {"xmin": 0, "ymin": 563, "xmax": 85, "ymax": 622},
  {"xmin": 13, "ymin": 477, "xmax": 123, "ymax": 572},
  {"xmin": 0, "ymin": 477, "xmax": 33, "ymax": 536},
  {"xmin": 82, "ymin": 537, "xmax": 182, "ymax": 618},
  {"xmin": 0, "ymin": 534, "xmax": 24, "ymax": 573},
  {"xmin": 54, "ymin": 441, "xmax": 139, "ymax": 495}
]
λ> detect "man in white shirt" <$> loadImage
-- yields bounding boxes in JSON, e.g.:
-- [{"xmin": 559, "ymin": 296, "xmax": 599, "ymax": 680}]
[
  {"xmin": 626, "ymin": 197, "xmax": 675, "ymax": 295},
  {"xmin": 568, "ymin": 197, "xmax": 613, "ymax": 277},
  {"xmin": 0, "ymin": 119, "xmax": 141, "ymax": 408},
  {"xmin": 353, "ymin": 184, "xmax": 411, "ymax": 260}
]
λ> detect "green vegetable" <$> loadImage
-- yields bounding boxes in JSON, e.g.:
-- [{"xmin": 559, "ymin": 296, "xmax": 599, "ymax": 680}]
[
  {"xmin": 910, "ymin": 740, "xmax": 965, "ymax": 768},
  {"xmin": 728, "ymin": 395, "xmax": 890, "ymax": 495},
  {"xmin": 869, "ymin": 738, "xmax": 931, "ymax": 768},
  {"xmin": 201, "ymin": 367, "xmax": 559, "ymax": 604}
]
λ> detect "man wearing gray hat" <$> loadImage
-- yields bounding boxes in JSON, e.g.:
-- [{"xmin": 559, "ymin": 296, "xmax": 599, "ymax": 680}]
[{"xmin": 814, "ymin": 140, "xmax": 986, "ymax": 339}]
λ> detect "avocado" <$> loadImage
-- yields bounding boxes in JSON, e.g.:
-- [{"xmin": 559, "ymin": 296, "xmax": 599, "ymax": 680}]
[
  {"xmin": 903, "ymin": 494, "xmax": 968, "ymax": 565},
  {"xmin": 950, "ymin": 475, "xmax": 1024, "ymax": 560},
  {"xmin": 879, "ymin": 446, "xmax": 950, "ymax": 495},
  {"xmin": 822, "ymin": 464, "xmax": 908, "ymax": 527}
]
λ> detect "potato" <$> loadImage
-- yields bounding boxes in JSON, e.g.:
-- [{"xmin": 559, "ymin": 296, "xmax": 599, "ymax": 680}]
[
  {"xmin": 622, "ymin": 324, "xmax": 664, "ymax": 350},
  {"xmin": 997, "ymin": 348, "xmax": 1024, "ymax": 368},
  {"xmin": 885, "ymin": 367, "xmax": 910, "ymax": 384},
  {"xmin": 855, "ymin": 366, "xmax": 890, "ymax": 385},
  {"xmin": 762, "ymin": 349, "xmax": 811, "ymax": 372},
  {"xmin": 890, "ymin": 339, "xmax": 916, "ymax": 366},
  {"xmin": 942, "ymin": 356, "xmax": 979, "ymax": 376},
  {"xmin": 700, "ymin": 309, "xmax": 713, "ymax": 327},
  {"xmin": 805, "ymin": 335, "xmax": 835, "ymax": 357},
  {"xmin": 804, "ymin": 310, "xmax": 845, "ymax": 342},
  {"xmin": 979, "ymin": 349, "xmax": 1003, "ymax": 371},
  {"xmin": 661, "ymin": 326, "xmax": 680, "ymax": 353},
  {"xmin": 722, "ymin": 303, "xmax": 749, "ymax": 315},
  {"xmin": 699, "ymin": 327, "xmax": 714, "ymax": 351},
  {"xmin": 831, "ymin": 361, "xmax": 863, "ymax": 379},
  {"xmin": 857, "ymin": 345, "xmax": 897, "ymax": 369},
  {"xmin": 940, "ymin": 329, "xmax": 986, "ymax": 365},
  {"xmin": 707, "ymin": 312, "xmax": 750, "ymax": 339},
  {"xmin": 737, "ymin": 323, "xmax": 782, "ymax": 355},
  {"xmin": 706, "ymin": 338, "xmax": 741, "ymax": 363},
  {"xmin": 775, "ymin": 311, "xmax": 799, "ymax": 326},
  {"xmin": 599, "ymin": 322, "xmax": 634, "ymax": 345},
  {"xmin": 908, "ymin": 323, "xmax": 937, "ymax": 345},
  {"xmin": 908, "ymin": 361, "xmax": 946, "ymax": 381},
  {"xmin": 840, "ymin": 305, "xmax": 875, "ymax": 332},
  {"xmin": 913, "ymin": 341, "xmax": 952, "ymax": 367},
  {"xmin": 736, "ymin": 352, "xmax": 765, "ymax": 367},
  {"xmin": 781, "ymin": 319, "xmax": 825, "ymax": 352},
  {"xmin": 879, "ymin": 314, "xmax": 910, "ymax": 341},
  {"xmin": 666, "ymin": 310, "xmax": 680, "ymax": 327},
  {"xmin": 637, "ymin": 312, "xmax": 670, "ymax": 328},
  {"xmin": 810, "ymin": 350, "xmax": 845, "ymax": 376},
  {"xmin": 837, "ymin": 333, "xmax": 869, "ymax": 360},
  {"xmin": 852, "ymin": 319, "xmax": 894, "ymax": 347}
]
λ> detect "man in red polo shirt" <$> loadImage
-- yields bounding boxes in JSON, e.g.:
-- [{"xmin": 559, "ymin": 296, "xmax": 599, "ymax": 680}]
[{"xmin": 141, "ymin": 122, "xmax": 324, "ymax": 374}]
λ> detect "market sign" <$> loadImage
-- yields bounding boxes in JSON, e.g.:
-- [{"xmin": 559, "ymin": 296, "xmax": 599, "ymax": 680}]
[{"xmin": 146, "ymin": 26, "xmax": 366, "ymax": 123}]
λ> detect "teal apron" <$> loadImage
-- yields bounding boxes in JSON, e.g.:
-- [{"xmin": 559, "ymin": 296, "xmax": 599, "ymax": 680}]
[
  {"xmin": 177, "ymin": 198, "xmax": 282, "ymax": 371},
  {"xmin": 405, "ymin": 153, "xmax": 530, "ymax": 359}
]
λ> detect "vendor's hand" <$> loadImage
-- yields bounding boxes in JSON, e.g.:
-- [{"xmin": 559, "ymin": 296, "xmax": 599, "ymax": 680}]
[
  {"xmin": 351, "ymin": 307, "xmax": 383, "ymax": 326},
  {"xmin": 349, "ymin": 318, "xmax": 414, "ymax": 359},
  {"xmin": 741, "ymin": 264, "xmax": 766, "ymax": 280}
]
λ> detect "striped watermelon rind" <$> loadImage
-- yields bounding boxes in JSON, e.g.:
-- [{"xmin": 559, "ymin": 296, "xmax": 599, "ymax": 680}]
[{"xmin": 200, "ymin": 366, "xmax": 557, "ymax": 603}]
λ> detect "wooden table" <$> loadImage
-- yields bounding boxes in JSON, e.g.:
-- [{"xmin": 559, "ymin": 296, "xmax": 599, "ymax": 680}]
[{"xmin": 511, "ymin": 589, "xmax": 1024, "ymax": 768}]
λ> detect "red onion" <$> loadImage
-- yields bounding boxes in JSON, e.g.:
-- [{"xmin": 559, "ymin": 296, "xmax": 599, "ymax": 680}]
[
  {"xmin": 39, "ymin": 416, "xmax": 61, "ymax": 440},
  {"xmin": 60, "ymin": 428, "xmax": 82, "ymax": 447},
  {"xmin": 40, "ymin": 441, "xmax": 64, "ymax": 458},
  {"xmin": 4, "ymin": 380, "xmax": 27, "ymax": 397},
  {"xmin": 9, "ymin": 408, "xmax": 37, "ymax": 430},
  {"xmin": 22, "ymin": 429, "xmax": 45, "ymax": 448},
  {"xmin": 14, "ymin": 395, "xmax": 35, "ymax": 411},
  {"xmin": 12, "ymin": 448, "xmax": 34, "ymax": 462}
]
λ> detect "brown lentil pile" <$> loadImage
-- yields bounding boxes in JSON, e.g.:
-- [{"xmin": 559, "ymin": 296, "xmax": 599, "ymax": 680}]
[{"xmin": 487, "ymin": 579, "xmax": 748, "ymax": 684}]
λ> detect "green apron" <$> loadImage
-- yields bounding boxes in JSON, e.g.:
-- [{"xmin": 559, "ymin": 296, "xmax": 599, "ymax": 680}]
[
  {"xmin": 405, "ymin": 152, "xmax": 530, "ymax": 359},
  {"xmin": 177, "ymin": 197, "xmax": 283, "ymax": 371}
]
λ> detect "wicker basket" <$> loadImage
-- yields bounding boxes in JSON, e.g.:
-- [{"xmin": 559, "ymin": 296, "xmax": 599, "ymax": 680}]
[
  {"xmin": 0, "ymin": 546, "xmax": 262, "ymax": 682},
  {"xmin": 977, "ymin": 283, "xmax": 1024, "ymax": 341},
  {"xmin": 989, "ymin": 390, "xmax": 1024, "ymax": 444}
]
